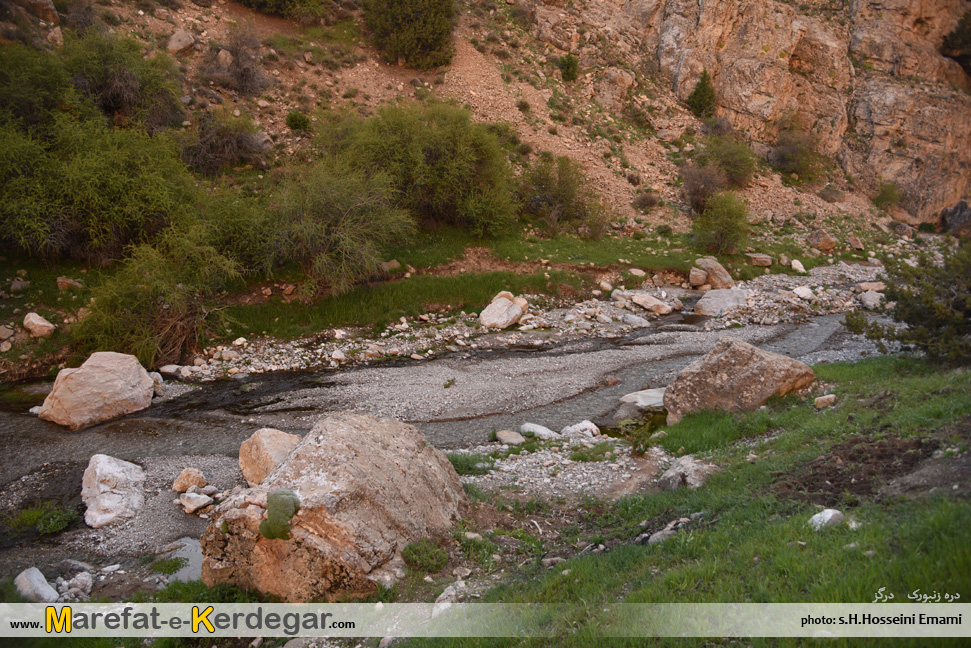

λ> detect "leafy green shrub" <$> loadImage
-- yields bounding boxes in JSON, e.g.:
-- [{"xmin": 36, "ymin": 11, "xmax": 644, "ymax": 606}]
[
  {"xmin": 558, "ymin": 54, "xmax": 579, "ymax": 82},
  {"xmin": 323, "ymin": 100, "xmax": 517, "ymax": 235},
  {"xmin": 235, "ymin": 0, "xmax": 331, "ymax": 22},
  {"xmin": 75, "ymin": 227, "xmax": 240, "ymax": 366},
  {"xmin": 872, "ymin": 181, "xmax": 904, "ymax": 211},
  {"xmin": 196, "ymin": 190, "xmax": 277, "ymax": 275},
  {"xmin": 259, "ymin": 489, "xmax": 301, "ymax": 540},
  {"xmin": 286, "ymin": 110, "xmax": 312, "ymax": 132},
  {"xmin": 0, "ymin": 116, "xmax": 196, "ymax": 263},
  {"xmin": 844, "ymin": 238, "xmax": 971, "ymax": 364},
  {"xmin": 180, "ymin": 111, "xmax": 266, "ymax": 176},
  {"xmin": 520, "ymin": 154, "xmax": 609, "ymax": 239},
  {"xmin": 272, "ymin": 160, "xmax": 414, "ymax": 294},
  {"xmin": 685, "ymin": 69, "xmax": 716, "ymax": 119},
  {"xmin": 61, "ymin": 31, "xmax": 183, "ymax": 132},
  {"xmin": 695, "ymin": 135, "xmax": 757, "ymax": 188},
  {"xmin": 691, "ymin": 191, "xmax": 749, "ymax": 254},
  {"xmin": 446, "ymin": 453, "xmax": 494, "ymax": 475},
  {"xmin": 917, "ymin": 222, "xmax": 936, "ymax": 233},
  {"xmin": 402, "ymin": 539, "xmax": 448, "ymax": 573},
  {"xmin": 0, "ymin": 43, "xmax": 80, "ymax": 131},
  {"xmin": 681, "ymin": 162, "xmax": 727, "ymax": 214},
  {"xmin": 363, "ymin": 0, "xmax": 454, "ymax": 69},
  {"xmin": 656, "ymin": 224, "xmax": 674, "ymax": 237}
]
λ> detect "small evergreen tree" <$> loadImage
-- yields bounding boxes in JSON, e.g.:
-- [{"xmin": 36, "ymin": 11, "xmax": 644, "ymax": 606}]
[
  {"xmin": 363, "ymin": 0, "xmax": 454, "ymax": 69},
  {"xmin": 686, "ymin": 69, "xmax": 717, "ymax": 119},
  {"xmin": 558, "ymin": 54, "xmax": 579, "ymax": 82}
]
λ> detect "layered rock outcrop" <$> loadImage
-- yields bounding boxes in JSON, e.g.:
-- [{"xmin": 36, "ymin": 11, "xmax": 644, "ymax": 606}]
[{"xmin": 529, "ymin": 0, "xmax": 971, "ymax": 222}]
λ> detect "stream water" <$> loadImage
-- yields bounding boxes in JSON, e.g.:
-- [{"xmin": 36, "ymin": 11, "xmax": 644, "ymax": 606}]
[{"xmin": 0, "ymin": 313, "xmax": 871, "ymax": 487}]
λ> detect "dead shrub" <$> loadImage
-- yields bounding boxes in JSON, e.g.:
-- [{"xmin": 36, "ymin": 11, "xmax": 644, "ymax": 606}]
[
  {"xmin": 180, "ymin": 111, "xmax": 267, "ymax": 176},
  {"xmin": 202, "ymin": 26, "xmax": 270, "ymax": 97},
  {"xmin": 681, "ymin": 163, "xmax": 727, "ymax": 215}
]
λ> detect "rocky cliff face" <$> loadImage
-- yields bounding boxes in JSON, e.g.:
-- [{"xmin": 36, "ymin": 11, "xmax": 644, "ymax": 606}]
[{"xmin": 531, "ymin": 0, "xmax": 971, "ymax": 222}]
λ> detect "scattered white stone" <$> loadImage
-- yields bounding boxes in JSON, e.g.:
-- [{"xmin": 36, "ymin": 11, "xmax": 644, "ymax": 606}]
[
  {"xmin": 793, "ymin": 286, "xmax": 815, "ymax": 301},
  {"xmin": 14, "ymin": 567, "xmax": 58, "ymax": 603},
  {"xmin": 619, "ymin": 388, "xmax": 666, "ymax": 411},
  {"xmin": 67, "ymin": 572, "xmax": 94, "ymax": 595},
  {"xmin": 859, "ymin": 290, "xmax": 884, "ymax": 310},
  {"xmin": 520, "ymin": 423, "xmax": 560, "ymax": 440},
  {"xmin": 146, "ymin": 372, "xmax": 165, "ymax": 398},
  {"xmin": 23, "ymin": 312, "xmax": 56, "ymax": 338},
  {"xmin": 808, "ymin": 509, "xmax": 844, "ymax": 531},
  {"xmin": 496, "ymin": 430, "xmax": 527, "ymax": 446},
  {"xmin": 791, "ymin": 260, "xmax": 806, "ymax": 273},
  {"xmin": 180, "ymin": 492, "xmax": 214, "ymax": 514},
  {"xmin": 657, "ymin": 456, "xmax": 717, "ymax": 491},
  {"xmin": 814, "ymin": 394, "xmax": 837, "ymax": 409},
  {"xmin": 479, "ymin": 294, "xmax": 524, "ymax": 329},
  {"xmin": 560, "ymin": 420, "xmax": 600, "ymax": 438}
]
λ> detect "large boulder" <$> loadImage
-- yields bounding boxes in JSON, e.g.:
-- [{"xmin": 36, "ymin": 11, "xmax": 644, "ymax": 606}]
[
  {"xmin": 38, "ymin": 352, "xmax": 154, "ymax": 431},
  {"xmin": 694, "ymin": 258, "xmax": 735, "ymax": 289},
  {"xmin": 664, "ymin": 338, "xmax": 816, "ymax": 424},
  {"xmin": 693, "ymin": 289, "xmax": 748, "ymax": 317},
  {"xmin": 941, "ymin": 200, "xmax": 971, "ymax": 237},
  {"xmin": 201, "ymin": 414, "xmax": 465, "ymax": 601},
  {"xmin": 81, "ymin": 454, "xmax": 146, "ymax": 528},
  {"xmin": 238, "ymin": 428, "xmax": 301, "ymax": 487},
  {"xmin": 478, "ymin": 292, "xmax": 525, "ymax": 329}
]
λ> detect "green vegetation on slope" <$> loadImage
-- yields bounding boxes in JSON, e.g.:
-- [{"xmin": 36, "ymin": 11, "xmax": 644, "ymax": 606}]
[{"xmin": 405, "ymin": 355, "xmax": 971, "ymax": 647}]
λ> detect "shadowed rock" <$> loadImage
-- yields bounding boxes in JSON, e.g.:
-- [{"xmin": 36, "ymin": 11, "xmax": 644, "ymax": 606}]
[{"xmin": 664, "ymin": 338, "xmax": 816, "ymax": 424}]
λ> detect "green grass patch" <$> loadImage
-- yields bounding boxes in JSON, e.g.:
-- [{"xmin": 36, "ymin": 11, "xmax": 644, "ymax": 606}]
[
  {"xmin": 5, "ymin": 501, "xmax": 78, "ymax": 536},
  {"xmin": 149, "ymin": 557, "xmax": 188, "ymax": 575},
  {"xmin": 569, "ymin": 441, "xmax": 615, "ymax": 462},
  {"xmin": 491, "ymin": 234, "xmax": 696, "ymax": 272},
  {"xmin": 402, "ymin": 355, "xmax": 971, "ymax": 645},
  {"xmin": 446, "ymin": 453, "xmax": 495, "ymax": 476},
  {"xmin": 402, "ymin": 539, "xmax": 448, "ymax": 573},
  {"xmin": 389, "ymin": 226, "xmax": 481, "ymax": 269},
  {"xmin": 223, "ymin": 270, "xmax": 581, "ymax": 340}
]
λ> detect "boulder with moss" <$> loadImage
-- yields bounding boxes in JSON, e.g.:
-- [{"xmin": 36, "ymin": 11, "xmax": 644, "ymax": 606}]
[{"xmin": 201, "ymin": 414, "xmax": 465, "ymax": 601}]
